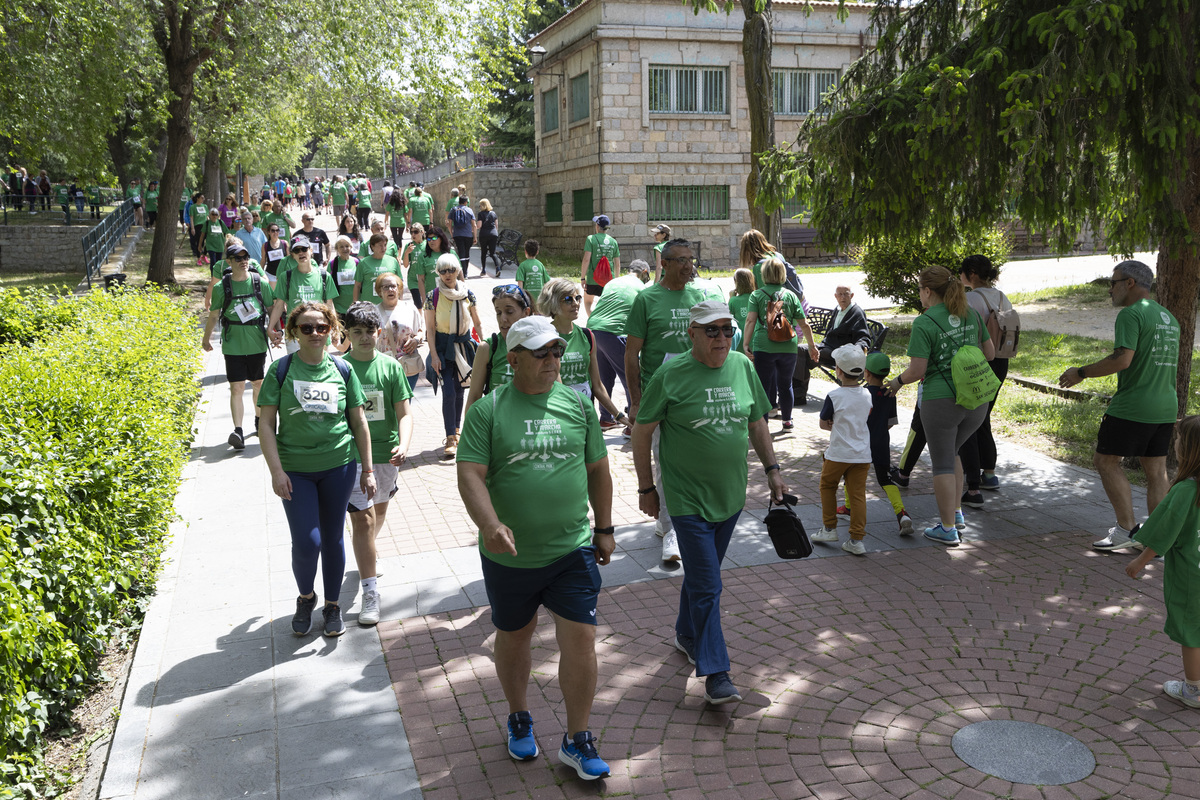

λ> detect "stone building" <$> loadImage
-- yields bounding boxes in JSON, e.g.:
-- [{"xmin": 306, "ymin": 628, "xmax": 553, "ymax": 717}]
[{"xmin": 527, "ymin": 0, "xmax": 872, "ymax": 265}]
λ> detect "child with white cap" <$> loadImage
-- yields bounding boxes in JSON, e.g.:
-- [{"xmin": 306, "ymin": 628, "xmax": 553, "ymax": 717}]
[{"xmin": 811, "ymin": 344, "xmax": 874, "ymax": 554}]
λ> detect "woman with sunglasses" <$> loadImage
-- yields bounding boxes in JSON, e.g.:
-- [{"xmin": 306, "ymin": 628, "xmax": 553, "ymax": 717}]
[
  {"xmin": 465, "ymin": 284, "xmax": 534, "ymax": 414},
  {"xmin": 425, "ymin": 254, "xmax": 483, "ymax": 459},
  {"xmin": 268, "ymin": 237, "xmax": 340, "ymax": 353},
  {"xmin": 374, "ymin": 272, "xmax": 424, "ymax": 391},
  {"xmin": 261, "ymin": 223, "xmax": 290, "ymax": 283},
  {"xmin": 402, "ymin": 223, "xmax": 427, "ymax": 306},
  {"xmin": 742, "ymin": 257, "xmax": 817, "ymax": 432},
  {"xmin": 412, "ymin": 225, "xmax": 454, "ymax": 308},
  {"xmin": 536, "ymin": 278, "xmax": 629, "ymax": 427},
  {"xmin": 258, "ymin": 302, "xmax": 375, "ymax": 637}
]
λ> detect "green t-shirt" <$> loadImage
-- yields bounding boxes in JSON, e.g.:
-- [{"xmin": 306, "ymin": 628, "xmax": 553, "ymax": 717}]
[
  {"xmin": 582, "ymin": 233, "xmax": 620, "ymax": 284},
  {"xmin": 191, "ymin": 203, "xmax": 208, "ymax": 225},
  {"xmin": 87, "ymin": 184, "xmax": 103, "ymax": 203},
  {"xmin": 330, "ymin": 182, "xmax": 347, "ymax": 205},
  {"xmin": 347, "ymin": 352, "xmax": 413, "ymax": 465},
  {"xmin": 515, "ymin": 258, "xmax": 548, "ymax": 298},
  {"xmin": 413, "ymin": 247, "xmax": 442, "ymax": 290},
  {"xmin": 356, "ymin": 185, "xmax": 372, "ymax": 208},
  {"xmin": 626, "ymin": 282, "xmax": 709, "ymax": 385},
  {"xmin": 179, "ymin": 189, "xmax": 190, "ymax": 210},
  {"xmin": 202, "ymin": 220, "xmax": 229, "ymax": 253},
  {"xmin": 261, "ymin": 212, "xmax": 290, "ymax": 242},
  {"xmin": 54, "ymin": 184, "xmax": 69, "ymax": 205},
  {"xmin": 144, "ymin": 189, "xmax": 159, "ymax": 212},
  {"xmin": 445, "ymin": 198, "xmax": 457, "ymax": 213},
  {"xmin": 407, "ymin": 194, "xmax": 434, "ymax": 226},
  {"xmin": 211, "ymin": 275, "xmax": 275, "ymax": 356},
  {"xmin": 257, "ymin": 355, "xmax": 366, "ymax": 473},
  {"xmin": 1107, "ymin": 298, "xmax": 1180, "ymax": 424},
  {"xmin": 907, "ymin": 303, "xmax": 990, "ymax": 402},
  {"xmin": 751, "ymin": 256, "xmax": 782, "ymax": 290},
  {"xmin": 327, "ymin": 256, "xmax": 360, "ymax": 313},
  {"xmin": 1134, "ymin": 478, "xmax": 1200, "ymax": 646},
  {"xmin": 748, "ymin": 284, "xmax": 805, "ymax": 353},
  {"xmin": 637, "ymin": 351, "xmax": 770, "ymax": 521},
  {"xmin": 559, "ymin": 325, "xmax": 593, "ymax": 395},
  {"xmin": 359, "ymin": 240, "xmax": 398, "ymax": 261},
  {"xmin": 402, "ymin": 243, "xmax": 422, "ymax": 289},
  {"xmin": 277, "ymin": 267, "xmax": 338, "ymax": 314},
  {"xmin": 356, "ymin": 255, "xmax": 402, "ymax": 301},
  {"xmin": 388, "ymin": 208, "xmax": 406, "ymax": 227},
  {"xmin": 126, "ymin": 184, "xmax": 141, "ymax": 202},
  {"xmin": 457, "ymin": 382, "xmax": 606, "ymax": 568},
  {"xmin": 729, "ymin": 293, "xmax": 752, "ymax": 334},
  {"xmin": 585, "ymin": 274, "xmax": 647, "ymax": 335},
  {"xmin": 486, "ymin": 334, "xmax": 513, "ymax": 393}
]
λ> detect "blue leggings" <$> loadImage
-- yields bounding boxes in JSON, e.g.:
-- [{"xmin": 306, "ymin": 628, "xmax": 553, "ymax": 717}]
[{"xmin": 280, "ymin": 462, "xmax": 356, "ymax": 603}]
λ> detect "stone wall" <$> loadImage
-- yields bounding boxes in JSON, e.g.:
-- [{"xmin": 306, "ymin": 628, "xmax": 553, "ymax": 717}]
[
  {"xmin": 423, "ymin": 169, "xmax": 540, "ymax": 243},
  {"xmin": 0, "ymin": 225, "xmax": 89, "ymax": 272}
]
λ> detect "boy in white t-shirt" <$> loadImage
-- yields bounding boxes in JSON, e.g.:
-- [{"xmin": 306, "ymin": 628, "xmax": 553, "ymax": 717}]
[{"xmin": 810, "ymin": 344, "xmax": 874, "ymax": 555}]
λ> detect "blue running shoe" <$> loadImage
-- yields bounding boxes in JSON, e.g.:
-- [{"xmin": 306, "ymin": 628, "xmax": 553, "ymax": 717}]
[
  {"xmin": 954, "ymin": 509, "xmax": 966, "ymax": 529},
  {"xmin": 559, "ymin": 731, "xmax": 609, "ymax": 780},
  {"xmin": 506, "ymin": 711, "xmax": 538, "ymax": 761},
  {"xmin": 980, "ymin": 474, "xmax": 1000, "ymax": 490},
  {"xmin": 924, "ymin": 523, "xmax": 960, "ymax": 546},
  {"xmin": 704, "ymin": 671, "xmax": 743, "ymax": 705}
]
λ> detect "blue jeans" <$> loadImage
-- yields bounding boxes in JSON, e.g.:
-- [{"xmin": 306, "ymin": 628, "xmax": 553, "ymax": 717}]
[
  {"xmin": 434, "ymin": 331, "xmax": 468, "ymax": 437},
  {"xmin": 280, "ymin": 462, "xmax": 356, "ymax": 602},
  {"xmin": 753, "ymin": 351, "xmax": 798, "ymax": 421},
  {"xmin": 593, "ymin": 330, "xmax": 628, "ymax": 423},
  {"xmin": 672, "ymin": 511, "xmax": 741, "ymax": 676}
]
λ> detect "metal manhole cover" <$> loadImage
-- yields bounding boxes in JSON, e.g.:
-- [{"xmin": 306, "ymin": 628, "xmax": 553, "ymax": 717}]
[{"xmin": 951, "ymin": 720, "xmax": 1095, "ymax": 785}]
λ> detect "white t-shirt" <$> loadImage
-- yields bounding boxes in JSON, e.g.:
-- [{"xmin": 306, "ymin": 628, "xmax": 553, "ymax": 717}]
[
  {"xmin": 376, "ymin": 300, "xmax": 423, "ymax": 359},
  {"xmin": 819, "ymin": 385, "xmax": 873, "ymax": 463},
  {"xmin": 966, "ymin": 286, "xmax": 1011, "ymax": 320}
]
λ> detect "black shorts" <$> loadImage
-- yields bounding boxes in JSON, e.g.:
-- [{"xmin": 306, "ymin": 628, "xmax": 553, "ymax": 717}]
[
  {"xmin": 224, "ymin": 352, "xmax": 267, "ymax": 384},
  {"xmin": 480, "ymin": 546, "xmax": 601, "ymax": 631},
  {"xmin": 1095, "ymin": 415, "xmax": 1174, "ymax": 458},
  {"xmin": 585, "ymin": 283, "xmax": 604, "ymax": 297}
]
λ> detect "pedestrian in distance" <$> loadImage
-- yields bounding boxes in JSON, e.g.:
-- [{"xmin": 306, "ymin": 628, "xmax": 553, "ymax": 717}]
[
  {"xmin": 448, "ymin": 195, "xmax": 476, "ymax": 276},
  {"xmin": 1059, "ymin": 259, "xmax": 1180, "ymax": 551},
  {"xmin": 475, "ymin": 198, "xmax": 501, "ymax": 277},
  {"xmin": 456, "ymin": 315, "xmax": 615, "ymax": 781},
  {"xmin": 742, "ymin": 257, "xmax": 818, "ymax": 431},
  {"xmin": 649, "ymin": 223, "xmax": 671, "ymax": 281},
  {"xmin": 580, "ymin": 214, "xmax": 620, "ymax": 314},
  {"xmin": 583, "ymin": 259, "xmax": 653, "ymax": 432},
  {"xmin": 515, "ymin": 239, "xmax": 547, "ymax": 298},
  {"xmin": 633, "ymin": 299, "xmax": 788, "ymax": 704}
]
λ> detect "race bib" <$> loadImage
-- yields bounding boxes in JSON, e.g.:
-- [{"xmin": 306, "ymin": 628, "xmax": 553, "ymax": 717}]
[
  {"xmin": 268, "ymin": 248, "xmax": 284, "ymax": 261},
  {"xmin": 233, "ymin": 297, "xmax": 259, "ymax": 322},
  {"xmin": 311, "ymin": 242, "xmax": 322, "ymax": 255},
  {"xmin": 336, "ymin": 269, "xmax": 356, "ymax": 286},
  {"xmin": 363, "ymin": 390, "xmax": 386, "ymax": 422},
  {"xmin": 569, "ymin": 382, "xmax": 592, "ymax": 399},
  {"xmin": 663, "ymin": 352, "xmax": 680, "ymax": 364},
  {"xmin": 293, "ymin": 380, "xmax": 339, "ymax": 414}
]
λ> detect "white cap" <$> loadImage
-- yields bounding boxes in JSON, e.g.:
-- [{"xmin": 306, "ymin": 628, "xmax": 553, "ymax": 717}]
[
  {"xmin": 506, "ymin": 316, "xmax": 567, "ymax": 352},
  {"xmin": 689, "ymin": 300, "xmax": 733, "ymax": 326},
  {"xmin": 832, "ymin": 344, "xmax": 866, "ymax": 377}
]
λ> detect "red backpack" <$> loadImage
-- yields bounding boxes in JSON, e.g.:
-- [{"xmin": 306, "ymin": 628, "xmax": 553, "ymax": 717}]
[{"xmin": 591, "ymin": 234, "xmax": 614, "ymax": 286}]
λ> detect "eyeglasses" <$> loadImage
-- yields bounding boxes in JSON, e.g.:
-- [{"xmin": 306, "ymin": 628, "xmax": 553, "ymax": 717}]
[
  {"xmin": 1109, "ymin": 276, "xmax": 1132, "ymax": 287},
  {"xmin": 693, "ymin": 324, "xmax": 735, "ymax": 338},
  {"xmin": 298, "ymin": 323, "xmax": 331, "ymax": 335},
  {"xmin": 493, "ymin": 284, "xmax": 531, "ymax": 306},
  {"xmin": 514, "ymin": 344, "xmax": 565, "ymax": 359},
  {"xmin": 562, "ymin": 294, "xmax": 583, "ymax": 305},
  {"xmin": 663, "ymin": 256, "xmax": 693, "ymax": 264},
  {"xmin": 437, "ymin": 267, "xmax": 457, "ymax": 274}
]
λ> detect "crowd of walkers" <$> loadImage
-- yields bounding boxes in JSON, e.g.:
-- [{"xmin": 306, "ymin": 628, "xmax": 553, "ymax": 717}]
[{"xmin": 197, "ymin": 196, "xmax": 1199, "ymax": 783}]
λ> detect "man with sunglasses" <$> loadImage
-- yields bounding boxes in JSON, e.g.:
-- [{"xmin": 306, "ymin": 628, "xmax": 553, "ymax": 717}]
[
  {"xmin": 297, "ymin": 212, "xmax": 330, "ymax": 265},
  {"xmin": 457, "ymin": 315, "xmax": 614, "ymax": 781},
  {"xmin": 633, "ymin": 300, "xmax": 787, "ymax": 705},
  {"xmin": 1058, "ymin": 260, "xmax": 1180, "ymax": 551},
  {"xmin": 625, "ymin": 238, "xmax": 709, "ymax": 562}
]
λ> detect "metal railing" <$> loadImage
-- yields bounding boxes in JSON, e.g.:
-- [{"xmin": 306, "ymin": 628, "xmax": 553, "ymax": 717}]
[
  {"xmin": 0, "ymin": 188, "xmax": 124, "ymax": 225},
  {"xmin": 391, "ymin": 149, "xmax": 528, "ymax": 188},
  {"xmin": 82, "ymin": 199, "xmax": 136, "ymax": 288}
]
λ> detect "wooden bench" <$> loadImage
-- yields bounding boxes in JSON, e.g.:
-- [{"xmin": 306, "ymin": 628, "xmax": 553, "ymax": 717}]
[
  {"xmin": 781, "ymin": 226, "xmax": 821, "ymax": 248},
  {"xmin": 797, "ymin": 306, "xmax": 890, "ymax": 385}
]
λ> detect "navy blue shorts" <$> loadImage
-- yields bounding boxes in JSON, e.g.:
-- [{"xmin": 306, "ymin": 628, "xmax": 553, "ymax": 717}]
[{"xmin": 480, "ymin": 546, "xmax": 601, "ymax": 631}]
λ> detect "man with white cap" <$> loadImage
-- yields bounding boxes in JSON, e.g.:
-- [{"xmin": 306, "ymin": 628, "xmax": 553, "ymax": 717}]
[
  {"xmin": 633, "ymin": 300, "xmax": 789, "ymax": 705},
  {"xmin": 625, "ymin": 238, "xmax": 709, "ymax": 563},
  {"xmin": 457, "ymin": 315, "xmax": 615, "ymax": 781}
]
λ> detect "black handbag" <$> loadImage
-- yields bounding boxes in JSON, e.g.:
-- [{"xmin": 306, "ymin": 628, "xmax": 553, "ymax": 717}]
[{"xmin": 764, "ymin": 494, "xmax": 812, "ymax": 559}]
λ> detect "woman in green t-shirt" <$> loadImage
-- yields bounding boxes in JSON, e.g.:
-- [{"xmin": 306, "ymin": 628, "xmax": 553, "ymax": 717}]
[
  {"xmin": 465, "ymin": 283, "xmax": 534, "ymax": 415},
  {"xmin": 258, "ymin": 302, "xmax": 375, "ymax": 638},
  {"xmin": 743, "ymin": 258, "xmax": 817, "ymax": 431},
  {"xmin": 727, "ymin": 267, "xmax": 756, "ymax": 353},
  {"xmin": 386, "ymin": 190, "xmax": 406, "ymax": 249},
  {"xmin": 536, "ymin": 277, "xmax": 629, "ymax": 427},
  {"xmin": 411, "ymin": 225, "xmax": 455, "ymax": 308},
  {"xmin": 738, "ymin": 228, "xmax": 781, "ymax": 290}
]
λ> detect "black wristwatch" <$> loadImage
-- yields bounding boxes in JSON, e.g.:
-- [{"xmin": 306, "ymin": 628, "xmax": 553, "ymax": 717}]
[
  {"xmin": 638, "ymin": 485, "xmax": 657, "ymax": 495},
  {"xmin": 1077, "ymin": 366, "xmax": 1086, "ymax": 380},
  {"xmin": 593, "ymin": 526, "xmax": 615, "ymax": 536}
]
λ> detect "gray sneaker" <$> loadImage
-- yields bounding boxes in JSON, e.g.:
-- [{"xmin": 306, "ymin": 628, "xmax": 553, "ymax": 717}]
[
  {"xmin": 674, "ymin": 633, "xmax": 696, "ymax": 665},
  {"xmin": 358, "ymin": 590, "xmax": 380, "ymax": 627},
  {"xmin": 292, "ymin": 594, "xmax": 318, "ymax": 636},
  {"xmin": 323, "ymin": 604, "xmax": 345, "ymax": 637},
  {"xmin": 1093, "ymin": 526, "xmax": 1134, "ymax": 551}
]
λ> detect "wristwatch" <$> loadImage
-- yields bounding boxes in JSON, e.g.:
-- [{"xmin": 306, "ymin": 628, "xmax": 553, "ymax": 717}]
[{"xmin": 1076, "ymin": 366, "xmax": 1086, "ymax": 380}]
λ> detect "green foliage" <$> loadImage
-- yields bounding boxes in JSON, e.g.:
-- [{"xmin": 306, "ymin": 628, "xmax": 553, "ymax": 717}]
[
  {"xmin": 0, "ymin": 288, "xmax": 199, "ymax": 791},
  {"xmin": 0, "ymin": 289, "xmax": 77, "ymax": 346},
  {"xmin": 852, "ymin": 228, "xmax": 1012, "ymax": 311}
]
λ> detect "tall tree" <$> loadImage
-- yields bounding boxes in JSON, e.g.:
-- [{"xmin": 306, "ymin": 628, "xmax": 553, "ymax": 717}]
[
  {"xmin": 762, "ymin": 0, "xmax": 1200, "ymax": 412},
  {"xmin": 688, "ymin": 0, "xmax": 779, "ymax": 245}
]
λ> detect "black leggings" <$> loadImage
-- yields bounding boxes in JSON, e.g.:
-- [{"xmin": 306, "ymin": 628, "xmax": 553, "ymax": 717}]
[
  {"xmin": 898, "ymin": 399, "xmax": 926, "ymax": 475},
  {"xmin": 356, "ymin": 206, "xmax": 371, "ymax": 230},
  {"xmin": 479, "ymin": 232, "xmax": 499, "ymax": 269},
  {"xmin": 453, "ymin": 236, "xmax": 473, "ymax": 274},
  {"xmin": 958, "ymin": 358, "xmax": 1010, "ymax": 489},
  {"xmin": 390, "ymin": 227, "xmax": 405, "ymax": 249}
]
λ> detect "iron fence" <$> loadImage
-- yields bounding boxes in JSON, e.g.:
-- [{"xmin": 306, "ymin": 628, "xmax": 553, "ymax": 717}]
[
  {"xmin": 82, "ymin": 199, "xmax": 136, "ymax": 288},
  {"xmin": 0, "ymin": 188, "xmax": 124, "ymax": 225}
]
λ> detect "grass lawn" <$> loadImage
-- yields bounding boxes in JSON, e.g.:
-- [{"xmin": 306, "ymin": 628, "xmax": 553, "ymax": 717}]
[{"xmin": 0, "ymin": 270, "xmax": 85, "ymax": 292}]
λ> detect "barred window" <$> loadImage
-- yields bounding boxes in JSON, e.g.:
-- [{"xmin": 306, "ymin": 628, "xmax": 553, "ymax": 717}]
[
  {"xmin": 542, "ymin": 88, "xmax": 559, "ymax": 133},
  {"xmin": 648, "ymin": 66, "xmax": 728, "ymax": 114},
  {"xmin": 646, "ymin": 185, "xmax": 730, "ymax": 221},
  {"xmin": 772, "ymin": 68, "xmax": 839, "ymax": 115}
]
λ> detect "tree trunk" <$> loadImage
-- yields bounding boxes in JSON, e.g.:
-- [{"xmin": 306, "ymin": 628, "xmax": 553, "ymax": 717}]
[
  {"xmin": 202, "ymin": 144, "xmax": 222, "ymax": 207},
  {"xmin": 742, "ymin": 0, "xmax": 779, "ymax": 248},
  {"xmin": 107, "ymin": 108, "xmax": 136, "ymax": 190},
  {"xmin": 147, "ymin": 88, "xmax": 196, "ymax": 286}
]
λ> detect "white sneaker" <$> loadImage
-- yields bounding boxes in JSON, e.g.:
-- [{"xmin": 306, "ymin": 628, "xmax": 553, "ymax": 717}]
[
  {"xmin": 661, "ymin": 530, "xmax": 681, "ymax": 563},
  {"xmin": 1093, "ymin": 526, "xmax": 1134, "ymax": 552},
  {"xmin": 810, "ymin": 527, "xmax": 838, "ymax": 543},
  {"xmin": 358, "ymin": 589, "xmax": 380, "ymax": 626},
  {"xmin": 841, "ymin": 539, "xmax": 866, "ymax": 555},
  {"xmin": 654, "ymin": 521, "xmax": 669, "ymax": 538}
]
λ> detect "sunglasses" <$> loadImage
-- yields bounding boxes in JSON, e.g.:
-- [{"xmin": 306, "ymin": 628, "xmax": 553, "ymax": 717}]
[
  {"xmin": 229, "ymin": 253, "xmax": 249, "ymax": 261},
  {"xmin": 298, "ymin": 323, "xmax": 331, "ymax": 335},
  {"xmin": 493, "ymin": 284, "xmax": 531, "ymax": 306},
  {"xmin": 515, "ymin": 344, "xmax": 566, "ymax": 359},
  {"xmin": 437, "ymin": 267, "xmax": 457, "ymax": 274},
  {"xmin": 294, "ymin": 249, "xmax": 311, "ymax": 255},
  {"xmin": 694, "ymin": 324, "xmax": 735, "ymax": 338},
  {"xmin": 269, "ymin": 227, "xmax": 280, "ymax": 232},
  {"xmin": 1109, "ymin": 276, "xmax": 1132, "ymax": 286},
  {"xmin": 562, "ymin": 294, "xmax": 583, "ymax": 305}
]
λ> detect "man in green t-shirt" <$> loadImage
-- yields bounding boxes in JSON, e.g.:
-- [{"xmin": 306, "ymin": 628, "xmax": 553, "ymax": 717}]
[
  {"xmin": 1059, "ymin": 259, "xmax": 1180, "ymax": 552},
  {"xmin": 201, "ymin": 241, "xmax": 275, "ymax": 450},
  {"xmin": 580, "ymin": 214, "xmax": 621, "ymax": 314},
  {"xmin": 515, "ymin": 239, "xmax": 548, "ymax": 298},
  {"xmin": 329, "ymin": 177, "xmax": 348, "ymax": 216},
  {"xmin": 343, "ymin": 302, "xmax": 413, "ymax": 627},
  {"xmin": 633, "ymin": 299, "xmax": 787, "ymax": 707},
  {"xmin": 624, "ymin": 238, "xmax": 709, "ymax": 557},
  {"xmin": 456, "ymin": 315, "xmax": 614, "ymax": 782}
]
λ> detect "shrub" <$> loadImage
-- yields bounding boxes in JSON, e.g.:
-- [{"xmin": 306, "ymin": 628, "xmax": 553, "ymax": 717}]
[
  {"xmin": 0, "ymin": 288, "xmax": 200, "ymax": 793},
  {"xmin": 851, "ymin": 227, "xmax": 1012, "ymax": 311}
]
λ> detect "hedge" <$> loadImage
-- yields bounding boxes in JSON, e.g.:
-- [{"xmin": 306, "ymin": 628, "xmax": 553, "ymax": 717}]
[{"xmin": 0, "ymin": 287, "xmax": 200, "ymax": 796}]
